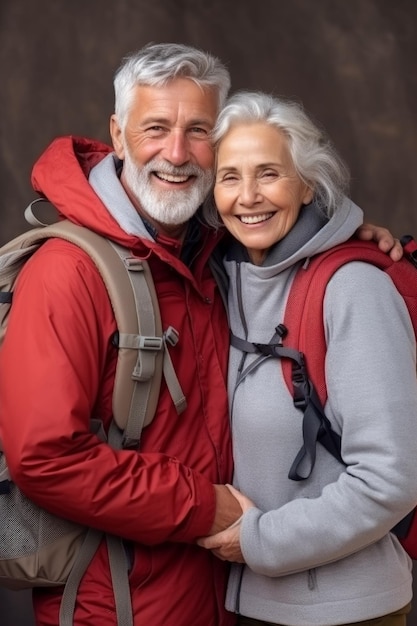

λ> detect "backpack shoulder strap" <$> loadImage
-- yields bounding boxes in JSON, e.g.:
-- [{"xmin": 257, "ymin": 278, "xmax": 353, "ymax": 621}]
[
  {"xmin": 27, "ymin": 219, "xmax": 166, "ymax": 442},
  {"xmin": 3, "ymin": 217, "xmax": 186, "ymax": 446},
  {"xmin": 282, "ymin": 238, "xmax": 414, "ymax": 407}
]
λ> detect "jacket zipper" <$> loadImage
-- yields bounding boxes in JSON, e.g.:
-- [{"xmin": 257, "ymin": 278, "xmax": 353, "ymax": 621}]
[
  {"xmin": 236, "ymin": 262, "xmax": 248, "ymax": 377},
  {"xmin": 308, "ymin": 568, "xmax": 317, "ymax": 590},
  {"xmin": 234, "ymin": 563, "xmax": 244, "ymax": 614}
]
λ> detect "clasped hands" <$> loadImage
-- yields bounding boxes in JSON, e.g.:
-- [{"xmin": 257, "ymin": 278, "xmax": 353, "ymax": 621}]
[{"xmin": 197, "ymin": 484, "xmax": 255, "ymax": 563}]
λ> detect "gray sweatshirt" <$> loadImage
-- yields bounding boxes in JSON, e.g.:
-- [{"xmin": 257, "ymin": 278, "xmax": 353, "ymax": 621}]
[{"xmin": 222, "ymin": 198, "xmax": 417, "ymax": 625}]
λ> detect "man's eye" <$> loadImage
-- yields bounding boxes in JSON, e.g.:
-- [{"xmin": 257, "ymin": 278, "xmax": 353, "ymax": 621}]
[
  {"xmin": 189, "ymin": 127, "xmax": 208, "ymax": 136},
  {"xmin": 145, "ymin": 126, "xmax": 165, "ymax": 135}
]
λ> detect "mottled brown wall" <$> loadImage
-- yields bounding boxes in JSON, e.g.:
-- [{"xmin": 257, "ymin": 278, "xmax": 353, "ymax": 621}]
[
  {"xmin": 1, "ymin": 1, "xmax": 417, "ymax": 624},
  {"xmin": 1, "ymin": 0, "xmax": 416, "ymax": 245}
]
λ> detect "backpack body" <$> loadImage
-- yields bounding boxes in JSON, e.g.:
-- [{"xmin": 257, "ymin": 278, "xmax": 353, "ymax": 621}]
[{"xmin": 280, "ymin": 237, "xmax": 417, "ymax": 558}]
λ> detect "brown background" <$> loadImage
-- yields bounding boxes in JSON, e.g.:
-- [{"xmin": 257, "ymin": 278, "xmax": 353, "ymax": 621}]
[{"xmin": 1, "ymin": 1, "xmax": 417, "ymax": 624}]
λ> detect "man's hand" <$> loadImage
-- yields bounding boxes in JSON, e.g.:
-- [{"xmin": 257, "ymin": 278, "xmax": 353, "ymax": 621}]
[
  {"xmin": 356, "ymin": 223, "xmax": 403, "ymax": 261},
  {"xmin": 198, "ymin": 485, "xmax": 256, "ymax": 562},
  {"xmin": 208, "ymin": 484, "xmax": 243, "ymax": 535}
]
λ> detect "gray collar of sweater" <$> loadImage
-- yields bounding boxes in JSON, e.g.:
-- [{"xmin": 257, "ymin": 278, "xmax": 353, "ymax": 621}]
[
  {"xmin": 226, "ymin": 202, "xmax": 328, "ymax": 266},
  {"xmin": 225, "ymin": 196, "xmax": 363, "ymax": 275},
  {"xmin": 88, "ymin": 153, "xmax": 154, "ymax": 240}
]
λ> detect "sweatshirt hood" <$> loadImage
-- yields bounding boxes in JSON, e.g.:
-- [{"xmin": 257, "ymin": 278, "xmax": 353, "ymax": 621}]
[{"xmin": 286, "ymin": 196, "xmax": 363, "ymax": 262}]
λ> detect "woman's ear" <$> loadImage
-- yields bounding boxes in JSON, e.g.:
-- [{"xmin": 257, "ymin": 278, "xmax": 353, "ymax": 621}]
[
  {"xmin": 302, "ymin": 186, "xmax": 314, "ymax": 206},
  {"xmin": 110, "ymin": 115, "xmax": 125, "ymax": 159}
]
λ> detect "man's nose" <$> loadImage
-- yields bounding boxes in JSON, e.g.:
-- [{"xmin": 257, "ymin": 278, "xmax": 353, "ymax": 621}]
[{"xmin": 163, "ymin": 130, "xmax": 190, "ymax": 166}]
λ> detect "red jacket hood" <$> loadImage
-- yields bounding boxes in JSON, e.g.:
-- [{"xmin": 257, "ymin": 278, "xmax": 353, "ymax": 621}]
[
  {"xmin": 31, "ymin": 136, "xmax": 120, "ymax": 236},
  {"xmin": 31, "ymin": 135, "xmax": 223, "ymax": 266}
]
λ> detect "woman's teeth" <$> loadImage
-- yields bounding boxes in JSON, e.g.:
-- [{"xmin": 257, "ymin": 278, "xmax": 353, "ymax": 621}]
[{"xmin": 239, "ymin": 213, "xmax": 273, "ymax": 224}]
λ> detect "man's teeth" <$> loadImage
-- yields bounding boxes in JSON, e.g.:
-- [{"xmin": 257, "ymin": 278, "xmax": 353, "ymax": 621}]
[
  {"xmin": 156, "ymin": 172, "xmax": 189, "ymax": 183},
  {"xmin": 239, "ymin": 213, "xmax": 273, "ymax": 224}
]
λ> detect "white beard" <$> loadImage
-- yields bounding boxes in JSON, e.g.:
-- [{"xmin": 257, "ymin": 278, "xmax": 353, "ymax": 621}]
[{"xmin": 122, "ymin": 151, "xmax": 214, "ymax": 226}]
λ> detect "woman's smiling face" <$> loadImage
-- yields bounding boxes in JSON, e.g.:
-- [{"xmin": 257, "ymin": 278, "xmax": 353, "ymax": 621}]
[{"xmin": 214, "ymin": 122, "xmax": 313, "ymax": 265}]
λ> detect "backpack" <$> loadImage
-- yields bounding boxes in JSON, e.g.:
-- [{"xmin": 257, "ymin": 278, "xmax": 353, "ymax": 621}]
[
  {"xmin": 0, "ymin": 199, "xmax": 187, "ymax": 625},
  {"xmin": 231, "ymin": 236, "xmax": 417, "ymax": 559}
]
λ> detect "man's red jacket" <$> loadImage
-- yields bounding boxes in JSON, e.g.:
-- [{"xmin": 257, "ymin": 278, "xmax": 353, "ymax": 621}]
[{"xmin": 0, "ymin": 136, "xmax": 235, "ymax": 625}]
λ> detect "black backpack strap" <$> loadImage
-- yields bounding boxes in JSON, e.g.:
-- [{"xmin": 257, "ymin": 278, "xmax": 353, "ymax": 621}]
[{"xmin": 230, "ymin": 326, "xmax": 344, "ymax": 480}]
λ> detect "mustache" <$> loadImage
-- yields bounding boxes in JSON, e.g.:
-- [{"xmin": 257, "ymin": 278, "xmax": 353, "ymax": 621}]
[{"xmin": 144, "ymin": 159, "xmax": 212, "ymax": 179}]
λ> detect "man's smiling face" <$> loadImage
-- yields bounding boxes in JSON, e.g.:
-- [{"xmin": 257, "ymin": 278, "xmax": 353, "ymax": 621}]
[{"xmin": 110, "ymin": 78, "xmax": 218, "ymax": 236}]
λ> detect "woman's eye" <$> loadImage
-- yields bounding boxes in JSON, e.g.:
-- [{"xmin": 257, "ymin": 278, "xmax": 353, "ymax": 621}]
[
  {"xmin": 221, "ymin": 174, "xmax": 239, "ymax": 184},
  {"xmin": 261, "ymin": 170, "xmax": 278, "ymax": 179}
]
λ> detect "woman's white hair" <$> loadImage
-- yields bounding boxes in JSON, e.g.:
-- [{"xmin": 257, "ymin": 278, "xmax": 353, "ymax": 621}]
[
  {"xmin": 203, "ymin": 90, "xmax": 349, "ymax": 227},
  {"xmin": 113, "ymin": 42, "xmax": 231, "ymax": 128}
]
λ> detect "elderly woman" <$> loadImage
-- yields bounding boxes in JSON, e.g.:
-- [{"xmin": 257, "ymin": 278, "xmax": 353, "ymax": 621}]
[{"xmin": 199, "ymin": 92, "xmax": 417, "ymax": 626}]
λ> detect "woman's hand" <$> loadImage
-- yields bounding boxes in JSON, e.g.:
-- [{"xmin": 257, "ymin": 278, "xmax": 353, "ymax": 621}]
[{"xmin": 356, "ymin": 223, "xmax": 403, "ymax": 260}]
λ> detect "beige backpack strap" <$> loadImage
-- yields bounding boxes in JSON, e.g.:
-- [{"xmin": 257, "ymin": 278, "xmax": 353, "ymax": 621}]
[
  {"xmin": 162, "ymin": 326, "xmax": 188, "ymax": 414},
  {"xmin": 58, "ymin": 420, "xmax": 133, "ymax": 626},
  {"xmin": 108, "ymin": 241, "xmax": 186, "ymax": 446},
  {"xmin": 24, "ymin": 219, "xmax": 187, "ymax": 442},
  {"xmin": 59, "ymin": 527, "xmax": 133, "ymax": 626},
  {"xmin": 106, "ymin": 534, "xmax": 134, "ymax": 626},
  {"xmin": 24, "ymin": 197, "xmax": 61, "ymax": 227},
  {"xmin": 28, "ymin": 219, "xmax": 165, "ymax": 436},
  {"xmin": 55, "ymin": 420, "xmax": 131, "ymax": 626},
  {"xmin": 24, "ymin": 199, "xmax": 187, "ymax": 435},
  {"xmin": 58, "ymin": 528, "xmax": 107, "ymax": 626}
]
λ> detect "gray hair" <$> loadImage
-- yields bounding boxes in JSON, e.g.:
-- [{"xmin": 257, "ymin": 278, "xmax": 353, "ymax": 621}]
[
  {"xmin": 204, "ymin": 90, "xmax": 349, "ymax": 226},
  {"xmin": 113, "ymin": 42, "xmax": 231, "ymax": 128}
]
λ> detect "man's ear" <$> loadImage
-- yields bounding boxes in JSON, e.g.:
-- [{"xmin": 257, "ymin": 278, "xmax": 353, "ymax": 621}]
[{"xmin": 110, "ymin": 114, "xmax": 125, "ymax": 159}]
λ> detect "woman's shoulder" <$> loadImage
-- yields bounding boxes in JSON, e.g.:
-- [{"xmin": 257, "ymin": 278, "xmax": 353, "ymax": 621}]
[{"xmin": 324, "ymin": 260, "xmax": 414, "ymax": 339}]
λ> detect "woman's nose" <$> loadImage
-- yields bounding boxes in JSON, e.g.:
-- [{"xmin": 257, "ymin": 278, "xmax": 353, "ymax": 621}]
[{"xmin": 239, "ymin": 178, "xmax": 262, "ymax": 206}]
